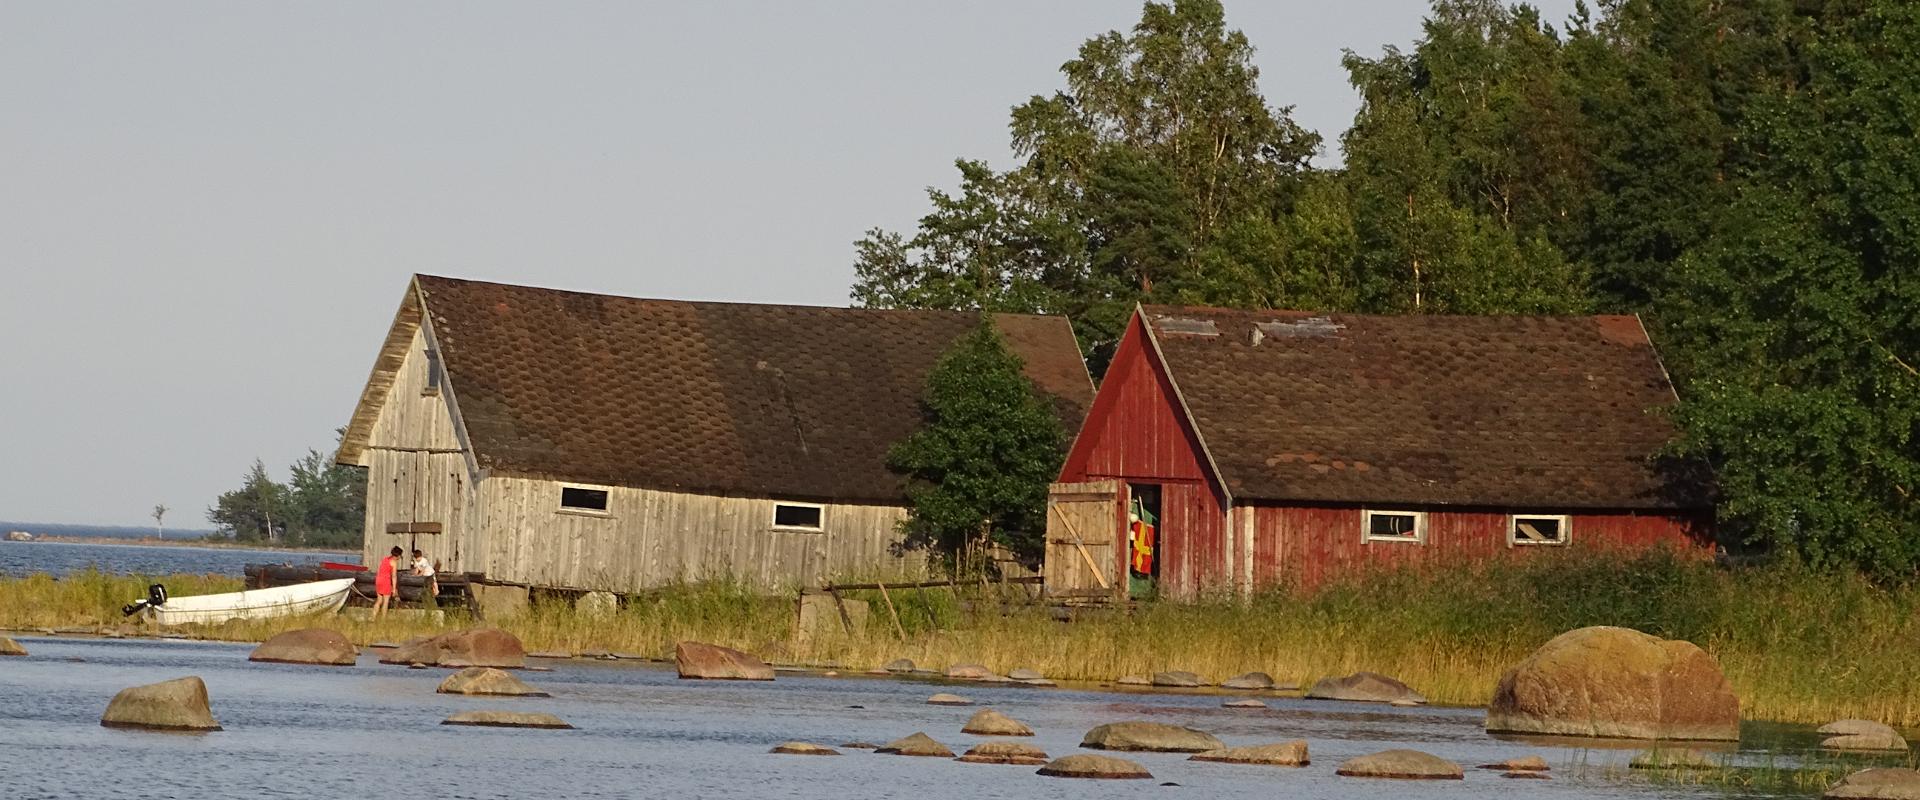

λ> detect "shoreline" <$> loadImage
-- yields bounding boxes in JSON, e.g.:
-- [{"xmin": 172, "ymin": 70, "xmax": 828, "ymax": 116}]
[{"xmin": 21, "ymin": 535, "xmax": 357, "ymax": 555}]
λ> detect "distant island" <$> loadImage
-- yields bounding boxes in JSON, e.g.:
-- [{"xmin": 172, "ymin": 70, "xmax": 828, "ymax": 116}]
[{"xmin": 0, "ymin": 521, "xmax": 353, "ymax": 553}]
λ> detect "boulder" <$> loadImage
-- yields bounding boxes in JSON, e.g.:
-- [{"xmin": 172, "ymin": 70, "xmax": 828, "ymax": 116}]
[
  {"xmin": 380, "ymin": 628, "xmax": 525, "ymax": 669},
  {"xmin": 1221, "ymin": 671, "xmax": 1276, "ymax": 690},
  {"xmin": 1629, "ymin": 749, "xmax": 1722, "ymax": 770},
  {"xmin": 1306, "ymin": 671, "xmax": 1426, "ymax": 704},
  {"xmin": 1223, "ymin": 698, "xmax": 1268, "ymax": 709},
  {"xmin": 770, "ymin": 741, "xmax": 839, "ymax": 755},
  {"xmin": 1335, "ymin": 749, "xmax": 1464, "ymax": 780},
  {"xmin": 946, "ymin": 663, "xmax": 993, "ymax": 680},
  {"xmin": 957, "ymin": 741, "xmax": 1050, "ymax": 765},
  {"xmin": 883, "ymin": 658, "xmax": 916, "ymax": 673},
  {"xmin": 1151, "ymin": 670, "xmax": 1206, "ymax": 688},
  {"xmin": 1824, "ymin": 719, "xmax": 1902, "ymax": 736},
  {"xmin": 1824, "ymin": 733, "xmax": 1910, "ymax": 753},
  {"xmin": 441, "ymin": 710, "xmax": 572, "ymax": 729},
  {"xmin": 575, "ymin": 591, "xmax": 618, "ymax": 618},
  {"xmin": 1115, "ymin": 674, "xmax": 1151, "ymax": 686},
  {"xmin": 100, "ymin": 676, "xmax": 221, "ymax": 731},
  {"xmin": 249, "ymin": 628, "xmax": 357, "ymax": 666},
  {"xmin": 1485, "ymin": 626, "xmax": 1740, "ymax": 741},
  {"xmin": 1478, "ymin": 756, "xmax": 1550, "ymax": 772},
  {"xmin": 1037, "ymin": 754, "xmax": 1152, "ymax": 779},
  {"xmin": 0, "ymin": 636, "xmax": 26, "ymax": 656},
  {"xmin": 1190, "ymin": 741, "xmax": 1309, "ymax": 767},
  {"xmin": 877, "ymin": 732, "xmax": 953, "ymax": 757},
  {"xmin": 839, "ymin": 741, "xmax": 879, "ymax": 750},
  {"xmin": 1081, "ymin": 721, "xmax": 1224, "ymax": 753},
  {"xmin": 961, "ymin": 709, "xmax": 1033, "ymax": 736},
  {"xmin": 674, "ymin": 641, "xmax": 773, "ymax": 681},
  {"xmin": 437, "ymin": 667, "xmax": 549, "ymax": 697},
  {"xmin": 1506, "ymin": 771, "xmax": 1552, "ymax": 780},
  {"xmin": 1826, "ymin": 768, "xmax": 1920, "ymax": 800},
  {"xmin": 1007, "ymin": 667, "xmax": 1044, "ymax": 682},
  {"xmin": 926, "ymin": 693, "xmax": 972, "ymax": 706}
]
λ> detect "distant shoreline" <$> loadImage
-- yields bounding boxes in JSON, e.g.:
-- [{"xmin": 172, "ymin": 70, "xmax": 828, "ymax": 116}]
[{"xmin": 24, "ymin": 535, "xmax": 358, "ymax": 556}]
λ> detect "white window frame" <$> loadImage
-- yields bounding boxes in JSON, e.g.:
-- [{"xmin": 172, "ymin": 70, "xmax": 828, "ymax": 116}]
[
  {"xmin": 557, "ymin": 484, "xmax": 614, "ymax": 517},
  {"xmin": 770, "ymin": 501, "xmax": 826, "ymax": 533},
  {"xmin": 1363, "ymin": 509, "xmax": 1427, "ymax": 544},
  {"xmin": 1509, "ymin": 514, "xmax": 1572, "ymax": 546}
]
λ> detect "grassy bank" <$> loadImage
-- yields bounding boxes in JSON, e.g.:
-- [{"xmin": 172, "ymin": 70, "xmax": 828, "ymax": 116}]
[{"xmin": 4, "ymin": 552, "xmax": 1917, "ymax": 728}]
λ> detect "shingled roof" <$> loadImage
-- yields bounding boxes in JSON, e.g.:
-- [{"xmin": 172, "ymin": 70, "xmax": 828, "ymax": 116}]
[
  {"xmin": 1136, "ymin": 305, "xmax": 1698, "ymax": 510},
  {"xmin": 341, "ymin": 276, "xmax": 1092, "ymax": 503}
]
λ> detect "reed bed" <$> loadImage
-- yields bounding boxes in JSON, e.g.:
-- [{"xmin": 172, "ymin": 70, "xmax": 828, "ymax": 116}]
[{"xmin": 4, "ymin": 552, "xmax": 1916, "ymax": 728}]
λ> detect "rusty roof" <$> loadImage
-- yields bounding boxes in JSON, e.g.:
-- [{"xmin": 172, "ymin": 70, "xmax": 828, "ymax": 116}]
[
  {"xmin": 363, "ymin": 276, "xmax": 1091, "ymax": 503},
  {"xmin": 1138, "ymin": 305, "xmax": 1698, "ymax": 510}
]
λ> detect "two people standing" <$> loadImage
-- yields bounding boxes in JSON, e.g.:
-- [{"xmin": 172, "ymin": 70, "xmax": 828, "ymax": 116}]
[{"xmin": 370, "ymin": 546, "xmax": 438, "ymax": 619}]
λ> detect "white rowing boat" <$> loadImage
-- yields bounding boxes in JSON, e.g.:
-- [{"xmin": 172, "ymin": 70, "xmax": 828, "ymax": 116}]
[{"xmin": 139, "ymin": 578, "xmax": 355, "ymax": 626}]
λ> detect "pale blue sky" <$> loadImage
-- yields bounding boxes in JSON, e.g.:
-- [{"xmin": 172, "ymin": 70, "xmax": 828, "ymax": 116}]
[{"xmin": 0, "ymin": 1, "xmax": 1578, "ymax": 525}]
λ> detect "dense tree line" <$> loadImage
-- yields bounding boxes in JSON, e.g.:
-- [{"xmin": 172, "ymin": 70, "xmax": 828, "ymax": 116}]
[
  {"xmin": 208, "ymin": 432, "xmax": 365, "ymax": 549},
  {"xmin": 862, "ymin": 0, "xmax": 1918, "ymax": 578}
]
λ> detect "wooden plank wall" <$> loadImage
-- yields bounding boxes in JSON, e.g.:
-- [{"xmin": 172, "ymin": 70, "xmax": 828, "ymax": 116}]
[
  {"xmin": 359, "ymin": 327, "xmax": 480, "ymax": 573},
  {"xmin": 1044, "ymin": 481, "xmax": 1120, "ymax": 596},
  {"xmin": 478, "ymin": 476, "xmax": 924, "ymax": 592},
  {"xmin": 1251, "ymin": 505, "xmax": 1711, "ymax": 591}
]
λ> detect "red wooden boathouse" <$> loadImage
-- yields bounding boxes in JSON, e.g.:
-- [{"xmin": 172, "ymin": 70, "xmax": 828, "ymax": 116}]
[{"xmin": 1043, "ymin": 305, "xmax": 1711, "ymax": 601}]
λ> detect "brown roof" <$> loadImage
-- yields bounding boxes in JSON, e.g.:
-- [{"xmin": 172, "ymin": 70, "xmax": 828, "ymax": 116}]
[
  {"xmin": 1139, "ymin": 305, "xmax": 1697, "ymax": 510},
  {"xmin": 356, "ymin": 276, "xmax": 1090, "ymax": 503}
]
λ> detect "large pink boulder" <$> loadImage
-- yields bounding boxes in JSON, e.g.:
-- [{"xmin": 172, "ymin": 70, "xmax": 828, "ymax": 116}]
[
  {"xmin": 1486, "ymin": 626, "xmax": 1740, "ymax": 741},
  {"xmin": 379, "ymin": 628, "xmax": 525, "ymax": 668},
  {"xmin": 674, "ymin": 641, "xmax": 774, "ymax": 680},
  {"xmin": 250, "ymin": 628, "xmax": 357, "ymax": 666}
]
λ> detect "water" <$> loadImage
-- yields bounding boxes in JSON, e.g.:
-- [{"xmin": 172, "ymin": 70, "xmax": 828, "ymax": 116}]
[
  {"xmin": 0, "ymin": 637, "xmax": 1829, "ymax": 799},
  {"xmin": 0, "ymin": 540, "xmax": 356, "ymax": 578}
]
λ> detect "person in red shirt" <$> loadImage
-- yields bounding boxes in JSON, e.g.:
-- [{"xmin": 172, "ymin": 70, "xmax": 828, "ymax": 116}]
[{"xmin": 372, "ymin": 545, "xmax": 402, "ymax": 619}]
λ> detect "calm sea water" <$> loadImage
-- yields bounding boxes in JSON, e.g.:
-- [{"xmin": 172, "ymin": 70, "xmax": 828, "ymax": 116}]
[
  {"xmin": 0, "ymin": 636, "xmax": 1831, "ymax": 800},
  {"xmin": 0, "ymin": 540, "xmax": 357, "ymax": 578}
]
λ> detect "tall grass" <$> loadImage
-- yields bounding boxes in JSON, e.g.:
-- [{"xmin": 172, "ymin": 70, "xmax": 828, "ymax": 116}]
[{"xmin": 4, "ymin": 552, "xmax": 1916, "ymax": 727}]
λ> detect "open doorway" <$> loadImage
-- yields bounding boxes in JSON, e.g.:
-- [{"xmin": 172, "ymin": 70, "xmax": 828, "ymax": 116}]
[{"xmin": 1127, "ymin": 483, "xmax": 1161, "ymax": 599}]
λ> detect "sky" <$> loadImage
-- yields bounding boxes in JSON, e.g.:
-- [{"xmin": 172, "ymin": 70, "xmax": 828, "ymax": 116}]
[{"xmin": 0, "ymin": 1, "xmax": 1580, "ymax": 526}]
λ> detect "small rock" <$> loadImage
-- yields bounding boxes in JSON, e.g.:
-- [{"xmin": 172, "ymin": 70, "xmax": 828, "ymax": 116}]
[
  {"xmin": 1822, "ymin": 719, "xmax": 1901, "ymax": 737},
  {"xmin": 1629, "ymin": 749, "xmax": 1722, "ymax": 770},
  {"xmin": 1826, "ymin": 767, "xmax": 1920, "ymax": 800},
  {"xmin": 839, "ymin": 741, "xmax": 880, "ymax": 750},
  {"xmin": 770, "ymin": 741, "xmax": 839, "ymax": 755},
  {"xmin": 609, "ymin": 652, "xmax": 647, "ymax": 661},
  {"xmin": 962, "ymin": 709, "xmax": 1034, "ymax": 736},
  {"xmin": 1037, "ymin": 754, "xmax": 1152, "ymax": 779},
  {"xmin": 437, "ymin": 667, "xmax": 549, "ymax": 697},
  {"xmin": 1151, "ymin": 670, "xmax": 1206, "ymax": 688},
  {"xmin": 1082, "ymin": 721, "xmax": 1224, "ymax": 753},
  {"xmin": 1478, "ymin": 756, "xmax": 1550, "ymax": 772},
  {"xmin": 368, "ymin": 641, "xmax": 400, "ymax": 649},
  {"xmin": 526, "ymin": 651, "xmax": 571, "ymax": 659},
  {"xmin": 1335, "ymin": 749, "xmax": 1464, "ymax": 780},
  {"xmin": 249, "ymin": 628, "xmax": 357, "ymax": 666},
  {"xmin": 1306, "ymin": 671, "xmax": 1426, "ymax": 704},
  {"xmin": 1116, "ymin": 675, "xmax": 1151, "ymax": 686},
  {"xmin": 1505, "ymin": 771, "xmax": 1552, "ymax": 780},
  {"xmin": 1824, "ymin": 733, "xmax": 1910, "ymax": 753},
  {"xmin": 407, "ymin": 663, "xmax": 428, "ymax": 670},
  {"xmin": 1190, "ymin": 741, "xmax": 1309, "ymax": 767},
  {"xmin": 1389, "ymin": 699, "xmax": 1419, "ymax": 707},
  {"xmin": 674, "ymin": 641, "xmax": 774, "ymax": 681},
  {"xmin": 884, "ymin": 658, "xmax": 916, "ymax": 673},
  {"xmin": 945, "ymin": 663, "xmax": 993, "ymax": 680},
  {"xmin": 824, "ymin": 670, "xmax": 838, "ymax": 677},
  {"xmin": 100, "ymin": 676, "xmax": 222, "ymax": 731},
  {"xmin": 441, "ymin": 710, "xmax": 572, "ymax": 729},
  {"xmin": 1220, "ymin": 671, "xmax": 1276, "ymax": 690},
  {"xmin": 0, "ymin": 636, "xmax": 26, "ymax": 657},
  {"xmin": 877, "ymin": 732, "xmax": 953, "ymax": 757},
  {"xmin": 957, "ymin": 741, "xmax": 1049, "ymax": 765},
  {"xmin": 1223, "ymin": 698, "xmax": 1267, "ymax": 709},
  {"xmin": 927, "ymin": 693, "xmax": 972, "ymax": 706},
  {"xmin": 1007, "ymin": 668, "xmax": 1044, "ymax": 682}
]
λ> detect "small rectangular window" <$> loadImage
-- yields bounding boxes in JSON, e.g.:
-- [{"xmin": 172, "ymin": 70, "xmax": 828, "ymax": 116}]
[
  {"xmin": 1364, "ymin": 510, "xmax": 1425, "ymax": 543},
  {"xmin": 772, "ymin": 502, "xmax": 824, "ymax": 531},
  {"xmin": 423, "ymin": 348, "xmax": 443, "ymax": 397},
  {"xmin": 559, "ymin": 486, "xmax": 609, "ymax": 513},
  {"xmin": 1511, "ymin": 514, "xmax": 1570, "ymax": 546}
]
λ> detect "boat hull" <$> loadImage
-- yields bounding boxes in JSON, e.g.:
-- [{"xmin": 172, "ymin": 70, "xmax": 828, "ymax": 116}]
[{"xmin": 146, "ymin": 578, "xmax": 355, "ymax": 626}]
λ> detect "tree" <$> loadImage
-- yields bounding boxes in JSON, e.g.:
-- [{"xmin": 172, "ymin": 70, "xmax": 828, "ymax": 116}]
[
  {"xmin": 889, "ymin": 320, "xmax": 1067, "ymax": 563},
  {"xmin": 208, "ymin": 460, "xmax": 287, "ymax": 543},
  {"xmin": 151, "ymin": 504, "xmax": 168, "ymax": 540},
  {"xmin": 286, "ymin": 447, "xmax": 367, "ymax": 548}
]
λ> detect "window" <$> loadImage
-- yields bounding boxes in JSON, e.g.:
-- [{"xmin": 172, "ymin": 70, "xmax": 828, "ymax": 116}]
[
  {"xmin": 1364, "ymin": 510, "xmax": 1426, "ymax": 543},
  {"xmin": 423, "ymin": 348, "xmax": 443, "ymax": 396},
  {"xmin": 1511, "ymin": 514, "xmax": 1570, "ymax": 546},
  {"xmin": 772, "ymin": 502, "xmax": 824, "ymax": 531},
  {"xmin": 559, "ymin": 486, "xmax": 610, "ymax": 513}
]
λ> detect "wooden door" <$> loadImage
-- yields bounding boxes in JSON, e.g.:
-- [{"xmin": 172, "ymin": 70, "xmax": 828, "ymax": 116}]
[{"xmin": 1044, "ymin": 481, "xmax": 1122, "ymax": 598}]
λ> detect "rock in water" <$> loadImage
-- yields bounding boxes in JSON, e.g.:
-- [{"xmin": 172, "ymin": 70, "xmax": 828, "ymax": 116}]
[
  {"xmin": 249, "ymin": 628, "xmax": 357, "ymax": 666},
  {"xmin": 1223, "ymin": 698, "xmax": 1267, "ymax": 709},
  {"xmin": 441, "ymin": 710, "xmax": 572, "ymax": 729},
  {"xmin": 961, "ymin": 709, "xmax": 1034, "ymax": 736},
  {"xmin": 1485, "ymin": 626, "xmax": 1740, "ymax": 741},
  {"xmin": 379, "ymin": 628, "xmax": 526, "ymax": 669},
  {"xmin": 883, "ymin": 658, "xmax": 916, "ymax": 673},
  {"xmin": 1822, "ymin": 719, "xmax": 1900, "ymax": 736},
  {"xmin": 1826, "ymin": 768, "xmax": 1920, "ymax": 800},
  {"xmin": 100, "ymin": 676, "xmax": 222, "ymax": 731},
  {"xmin": 926, "ymin": 693, "xmax": 972, "ymax": 706},
  {"xmin": 1478, "ymin": 756, "xmax": 1550, "ymax": 772},
  {"xmin": 1220, "ymin": 671, "xmax": 1276, "ymax": 690},
  {"xmin": 437, "ymin": 667, "xmax": 549, "ymax": 697},
  {"xmin": 945, "ymin": 663, "xmax": 993, "ymax": 680},
  {"xmin": 1335, "ymin": 749, "xmax": 1464, "ymax": 780},
  {"xmin": 957, "ymin": 741, "xmax": 1050, "ymax": 765},
  {"xmin": 0, "ymin": 636, "xmax": 26, "ymax": 657},
  {"xmin": 839, "ymin": 741, "xmax": 879, "ymax": 750},
  {"xmin": 1007, "ymin": 667, "xmax": 1045, "ymax": 682},
  {"xmin": 1151, "ymin": 670, "xmax": 1206, "ymax": 687},
  {"xmin": 1115, "ymin": 674, "xmax": 1151, "ymax": 686},
  {"xmin": 770, "ymin": 741, "xmax": 840, "ymax": 755},
  {"xmin": 1189, "ymin": 741, "xmax": 1309, "ymax": 766},
  {"xmin": 673, "ymin": 641, "xmax": 774, "ymax": 680},
  {"xmin": 1818, "ymin": 720, "xmax": 1909, "ymax": 752},
  {"xmin": 1037, "ymin": 754, "xmax": 1152, "ymax": 779},
  {"xmin": 1305, "ymin": 671, "xmax": 1427, "ymax": 704},
  {"xmin": 877, "ymin": 732, "xmax": 953, "ymax": 757},
  {"xmin": 1081, "ymin": 721, "xmax": 1224, "ymax": 753}
]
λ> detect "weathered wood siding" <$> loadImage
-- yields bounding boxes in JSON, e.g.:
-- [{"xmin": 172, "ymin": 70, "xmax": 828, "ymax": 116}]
[
  {"xmin": 477, "ymin": 476, "xmax": 923, "ymax": 591},
  {"xmin": 1249, "ymin": 504, "xmax": 1712, "ymax": 590},
  {"xmin": 358, "ymin": 326, "xmax": 480, "ymax": 573}
]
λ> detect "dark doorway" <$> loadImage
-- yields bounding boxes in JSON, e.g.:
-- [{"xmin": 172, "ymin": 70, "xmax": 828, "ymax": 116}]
[{"xmin": 1126, "ymin": 483, "xmax": 1162, "ymax": 599}]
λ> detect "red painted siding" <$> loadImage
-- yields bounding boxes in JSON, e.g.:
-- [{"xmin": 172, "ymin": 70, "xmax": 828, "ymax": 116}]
[
  {"xmin": 1060, "ymin": 315, "xmax": 1230, "ymax": 599},
  {"xmin": 1251, "ymin": 504, "xmax": 1711, "ymax": 590}
]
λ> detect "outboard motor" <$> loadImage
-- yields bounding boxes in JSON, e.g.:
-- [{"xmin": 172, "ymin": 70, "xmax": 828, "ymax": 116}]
[{"xmin": 121, "ymin": 583, "xmax": 170, "ymax": 617}]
